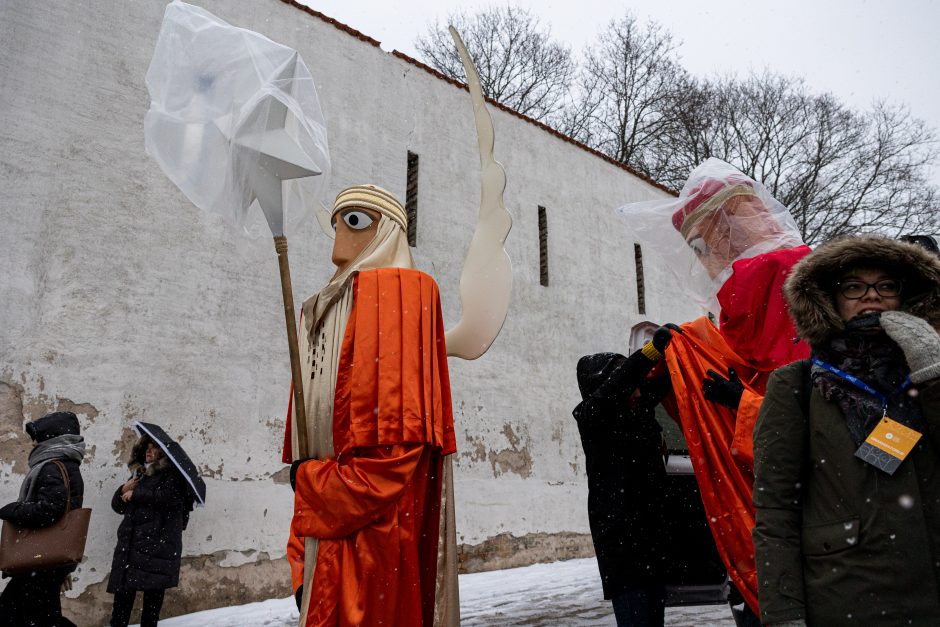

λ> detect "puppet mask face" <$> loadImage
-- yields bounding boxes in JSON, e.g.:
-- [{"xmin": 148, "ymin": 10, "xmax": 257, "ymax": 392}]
[
  {"xmin": 685, "ymin": 194, "xmax": 779, "ymax": 280},
  {"xmin": 331, "ymin": 207, "xmax": 381, "ymax": 270}
]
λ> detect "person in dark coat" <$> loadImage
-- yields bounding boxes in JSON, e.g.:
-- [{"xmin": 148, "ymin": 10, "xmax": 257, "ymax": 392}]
[
  {"xmin": 573, "ymin": 326, "xmax": 677, "ymax": 626},
  {"xmin": 108, "ymin": 434, "xmax": 193, "ymax": 627},
  {"xmin": 0, "ymin": 411, "xmax": 85, "ymax": 627},
  {"xmin": 753, "ymin": 236, "xmax": 940, "ymax": 626}
]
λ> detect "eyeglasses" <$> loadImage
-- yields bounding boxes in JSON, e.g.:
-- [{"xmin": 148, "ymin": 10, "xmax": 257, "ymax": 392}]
[{"xmin": 837, "ymin": 279, "xmax": 902, "ymax": 300}]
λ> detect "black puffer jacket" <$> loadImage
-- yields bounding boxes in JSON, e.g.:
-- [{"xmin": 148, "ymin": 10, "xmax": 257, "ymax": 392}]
[
  {"xmin": 573, "ymin": 351, "xmax": 670, "ymax": 598},
  {"xmin": 107, "ymin": 436, "xmax": 193, "ymax": 592},
  {"xmin": 0, "ymin": 411, "xmax": 84, "ymax": 528}
]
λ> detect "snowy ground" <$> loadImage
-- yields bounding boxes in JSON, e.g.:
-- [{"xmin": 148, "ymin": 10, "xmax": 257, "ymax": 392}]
[{"xmin": 138, "ymin": 558, "xmax": 734, "ymax": 627}]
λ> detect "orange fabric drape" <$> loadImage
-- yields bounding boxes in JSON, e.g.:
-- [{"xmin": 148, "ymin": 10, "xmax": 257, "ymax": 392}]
[
  {"xmin": 334, "ymin": 268, "xmax": 456, "ymax": 454},
  {"xmin": 282, "ymin": 268, "xmax": 456, "ymax": 463},
  {"xmin": 662, "ymin": 317, "xmax": 772, "ymax": 614},
  {"xmin": 287, "ymin": 515, "xmax": 305, "ymax": 594},
  {"xmin": 659, "ymin": 246, "xmax": 810, "ymax": 614},
  {"xmin": 292, "ymin": 444, "xmax": 443, "ymax": 627},
  {"xmin": 285, "ymin": 268, "xmax": 456, "ymax": 627}
]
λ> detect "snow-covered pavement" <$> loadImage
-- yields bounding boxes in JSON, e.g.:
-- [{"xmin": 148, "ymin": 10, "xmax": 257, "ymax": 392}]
[{"xmin": 142, "ymin": 558, "xmax": 734, "ymax": 626}]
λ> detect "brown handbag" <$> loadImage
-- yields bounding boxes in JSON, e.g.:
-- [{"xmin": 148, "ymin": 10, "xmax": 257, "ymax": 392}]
[{"xmin": 0, "ymin": 460, "xmax": 92, "ymax": 574}]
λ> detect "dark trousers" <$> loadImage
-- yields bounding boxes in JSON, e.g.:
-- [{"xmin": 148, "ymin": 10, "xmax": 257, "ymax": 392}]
[
  {"xmin": 110, "ymin": 589, "xmax": 166, "ymax": 627},
  {"xmin": 611, "ymin": 584, "xmax": 666, "ymax": 627},
  {"xmin": 0, "ymin": 570, "xmax": 76, "ymax": 627}
]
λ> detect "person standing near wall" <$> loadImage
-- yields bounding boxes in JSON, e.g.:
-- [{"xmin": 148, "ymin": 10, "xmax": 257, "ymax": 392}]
[
  {"xmin": 107, "ymin": 434, "xmax": 194, "ymax": 627},
  {"xmin": 753, "ymin": 236, "xmax": 940, "ymax": 625},
  {"xmin": 572, "ymin": 326, "xmax": 678, "ymax": 627},
  {"xmin": 0, "ymin": 411, "xmax": 85, "ymax": 627}
]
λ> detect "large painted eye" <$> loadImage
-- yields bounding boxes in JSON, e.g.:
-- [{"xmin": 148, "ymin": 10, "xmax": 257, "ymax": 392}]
[{"xmin": 341, "ymin": 210, "xmax": 374, "ymax": 230}]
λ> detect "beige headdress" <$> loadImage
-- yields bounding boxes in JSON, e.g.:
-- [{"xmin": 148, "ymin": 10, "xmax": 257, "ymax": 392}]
[
  {"xmin": 303, "ymin": 185, "xmax": 415, "ymax": 330},
  {"xmin": 332, "ymin": 184, "xmax": 408, "ymax": 231}
]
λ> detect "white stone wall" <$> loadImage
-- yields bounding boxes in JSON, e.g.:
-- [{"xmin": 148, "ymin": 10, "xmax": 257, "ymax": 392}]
[{"xmin": 0, "ymin": 0, "xmax": 701, "ymax": 618}]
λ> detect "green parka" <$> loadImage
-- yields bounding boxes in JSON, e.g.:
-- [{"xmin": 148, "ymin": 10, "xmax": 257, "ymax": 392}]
[{"xmin": 753, "ymin": 236, "xmax": 940, "ymax": 626}]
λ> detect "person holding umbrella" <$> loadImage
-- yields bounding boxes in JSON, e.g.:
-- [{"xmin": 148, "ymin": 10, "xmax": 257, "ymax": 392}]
[{"xmin": 107, "ymin": 422, "xmax": 204, "ymax": 627}]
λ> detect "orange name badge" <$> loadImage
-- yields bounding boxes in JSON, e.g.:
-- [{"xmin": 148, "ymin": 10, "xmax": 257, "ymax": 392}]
[{"xmin": 855, "ymin": 417, "xmax": 923, "ymax": 475}]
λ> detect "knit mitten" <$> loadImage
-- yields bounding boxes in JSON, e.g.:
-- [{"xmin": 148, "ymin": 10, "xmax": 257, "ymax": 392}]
[{"xmin": 880, "ymin": 310, "xmax": 940, "ymax": 384}]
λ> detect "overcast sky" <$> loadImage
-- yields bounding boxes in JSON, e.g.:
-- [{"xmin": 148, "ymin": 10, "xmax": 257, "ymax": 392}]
[{"xmin": 301, "ymin": 0, "xmax": 940, "ymax": 184}]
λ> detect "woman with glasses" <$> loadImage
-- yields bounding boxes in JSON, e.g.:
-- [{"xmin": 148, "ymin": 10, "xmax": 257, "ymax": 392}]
[{"xmin": 752, "ymin": 235, "xmax": 940, "ymax": 626}]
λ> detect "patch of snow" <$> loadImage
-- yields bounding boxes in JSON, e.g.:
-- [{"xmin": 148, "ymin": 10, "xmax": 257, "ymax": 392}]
[{"xmin": 134, "ymin": 558, "xmax": 734, "ymax": 627}]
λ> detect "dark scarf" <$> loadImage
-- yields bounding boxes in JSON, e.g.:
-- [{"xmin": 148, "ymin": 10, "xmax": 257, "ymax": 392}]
[
  {"xmin": 19, "ymin": 434, "xmax": 85, "ymax": 502},
  {"xmin": 812, "ymin": 330, "xmax": 925, "ymax": 447}
]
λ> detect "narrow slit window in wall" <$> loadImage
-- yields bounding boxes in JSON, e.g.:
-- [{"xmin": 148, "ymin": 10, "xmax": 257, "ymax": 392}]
[
  {"xmin": 538, "ymin": 206, "xmax": 549, "ymax": 287},
  {"xmin": 634, "ymin": 243, "xmax": 646, "ymax": 315},
  {"xmin": 406, "ymin": 151, "xmax": 419, "ymax": 247}
]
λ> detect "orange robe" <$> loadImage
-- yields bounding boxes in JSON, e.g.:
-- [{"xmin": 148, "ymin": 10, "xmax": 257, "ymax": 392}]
[
  {"xmin": 662, "ymin": 319, "xmax": 766, "ymax": 612},
  {"xmin": 283, "ymin": 268, "xmax": 457, "ymax": 627},
  {"xmin": 662, "ymin": 246, "xmax": 811, "ymax": 614}
]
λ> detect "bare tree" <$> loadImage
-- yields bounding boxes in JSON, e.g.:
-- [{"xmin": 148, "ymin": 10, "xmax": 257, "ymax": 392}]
[
  {"xmin": 562, "ymin": 13, "xmax": 686, "ymax": 176},
  {"xmin": 415, "ymin": 6, "xmax": 575, "ymax": 123},
  {"xmin": 643, "ymin": 73, "xmax": 721, "ymax": 186},
  {"xmin": 657, "ymin": 73, "xmax": 940, "ymax": 244},
  {"xmin": 416, "ymin": 5, "xmax": 939, "ymax": 244},
  {"xmin": 791, "ymin": 100, "xmax": 939, "ymax": 243}
]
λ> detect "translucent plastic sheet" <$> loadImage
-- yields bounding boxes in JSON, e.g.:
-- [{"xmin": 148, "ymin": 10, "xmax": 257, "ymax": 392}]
[
  {"xmin": 618, "ymin": 158, "xmax": 803, "ymax": 313},
  {"xmin": 144, "ymin": 1, "xmax": 330, "ymax": 241}
]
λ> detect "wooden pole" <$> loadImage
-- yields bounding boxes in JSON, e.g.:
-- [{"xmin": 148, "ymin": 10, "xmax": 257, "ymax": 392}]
[{"xmin": 274, "ymin": 235, "xmax": 308, "ymax": 459}]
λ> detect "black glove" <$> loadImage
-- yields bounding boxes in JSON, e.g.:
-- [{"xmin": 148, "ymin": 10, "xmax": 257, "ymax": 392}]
[
  {"xmin": 652, "ymin": 323, "xmax": 683, "ymax": 352},
  {"xmin": 290, "ymin": 459, "xmax": 309, "ymax": 492},
  {"xmin": 702, "ymin": 367, "xmax": 744, "ymax": 410},
  {"xmin": 295, "ymin": 585, "xmax": 303, "ymax": 610},
  {"xmin": 641, "ymin": 323, "xmax": 684, "ymax": 361}
]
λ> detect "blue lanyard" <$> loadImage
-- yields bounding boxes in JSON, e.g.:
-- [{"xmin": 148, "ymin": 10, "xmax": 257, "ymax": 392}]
[{"xmin": 811, "ymin": 357, "xmax": 912, "ymax": 410}]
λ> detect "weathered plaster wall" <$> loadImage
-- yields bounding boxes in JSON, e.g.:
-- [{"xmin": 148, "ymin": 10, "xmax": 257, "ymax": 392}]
[{"xmin": 0, "ymin": 0, "xmax": 701, "ymax": 623}]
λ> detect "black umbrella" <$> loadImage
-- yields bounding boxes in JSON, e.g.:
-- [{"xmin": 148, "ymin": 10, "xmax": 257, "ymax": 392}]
[{"xmin": 132, "ymin": 421, "xmax": 207, "ymax": 506}]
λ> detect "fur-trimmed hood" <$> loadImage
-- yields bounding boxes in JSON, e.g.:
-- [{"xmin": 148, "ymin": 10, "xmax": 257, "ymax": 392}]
[
  {"xmin": 784, "ymin": 235, "xmax": 940, "ymax": 347},
  {"xmin": 127, "ymin": 435, "xmax": 172, "ymax": 476}
]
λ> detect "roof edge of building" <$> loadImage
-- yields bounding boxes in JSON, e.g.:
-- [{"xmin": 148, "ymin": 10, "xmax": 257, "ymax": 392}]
[
  {"xmin": 279, "ymin": 0, "xmax": 382, "ymax": 48},
  {"xmin": 278, "ymin": 0, "xmax": 678, "ymax": 197}
]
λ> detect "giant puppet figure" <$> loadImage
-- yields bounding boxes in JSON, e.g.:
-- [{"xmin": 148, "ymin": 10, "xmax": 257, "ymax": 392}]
[
  {"xmin": 141, "ymin": 11, "xmax": 507, "ymax": 624},
  {"xmin": 620, "ymin": 158, "xmax": 811, "ymax": 617},
  {"xmin": 281, "ymin": 31, "xmax": 512, "ymax": 627}
]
